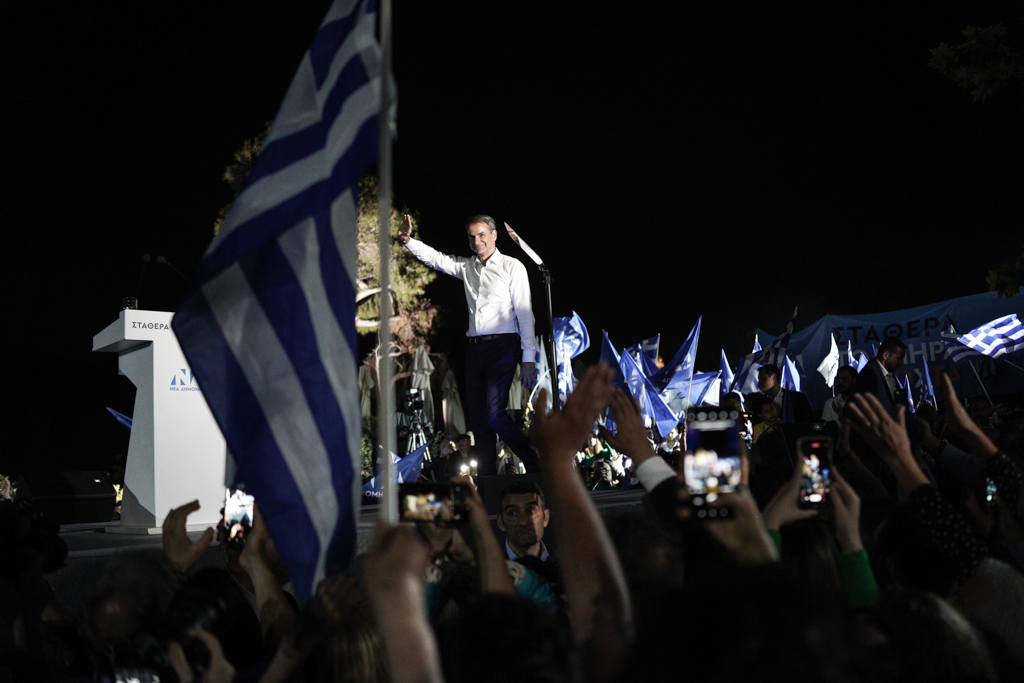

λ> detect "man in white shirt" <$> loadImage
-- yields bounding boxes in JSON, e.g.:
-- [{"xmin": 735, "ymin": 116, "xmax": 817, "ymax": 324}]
[
  {"xmin": 822, "ymin": 365, "xmax": 857, "ymax": 427},
  {"xmin": 399, "ymin": 214, "xmax": 538, "ymax": 474}
]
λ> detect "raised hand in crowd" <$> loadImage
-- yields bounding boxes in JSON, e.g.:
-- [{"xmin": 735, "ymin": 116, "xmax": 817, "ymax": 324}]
[
  {"xmin": 366, "ymin": 522, "xmax": 444, "ymax": 683},
  {"xmin": 598, "ymin": 389, "xmax": 657, "ymax": 467},
  {"xmin": 167, "ymin": 628, "xmax": 236, "ymax": 683},
  {"xmin": 697, "ymin": 485, "xmax": 779, "ymax": 566},
  {"xmin": 531, "ymin": 364, "xmax": 633, "ymax": 683},
  {"xmin": 848, "ymin": 393, "xmax": 931, "ymax": 494},
  {"xmin": 830, "ymin": 468, "xmax": 863, "ymax": 554},
  {"xmin": 452, "ymin": 474, "xmax": 516, "ymax": 595},
  {"xmin": 239, "ymin": 505, "xmax": 298, "ymax": 651},
  {"xmin": 162, "ymin": 499, "xmax": 214, "ymax": 574},
  {"xmin": 762, "ymin": 457, "xmax": 820, "ymax": 533},
  {"xmin": 941, "ymin": 372, "xmax": 999, "ymax": 460},
  {"xmin": 257, "ymin": 574, "xmax": 359, "ymax": 683}
]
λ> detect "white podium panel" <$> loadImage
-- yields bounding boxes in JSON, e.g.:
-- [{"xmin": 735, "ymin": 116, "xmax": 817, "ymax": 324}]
[{"xmin": 94, "ymin": 309, "xmax": 227, "ymax": 533}]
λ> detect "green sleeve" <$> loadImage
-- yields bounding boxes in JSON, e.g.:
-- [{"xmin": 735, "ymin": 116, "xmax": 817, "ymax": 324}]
[
  {"xmin": 767, "ymin": 529, "xmax": 782, "ymax": 555},
  {"xmin": 839, "ymin": 548, "xmax": 879, "ymax": 608}
]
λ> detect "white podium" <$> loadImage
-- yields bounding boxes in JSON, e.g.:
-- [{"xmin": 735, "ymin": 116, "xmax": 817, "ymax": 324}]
[{"xmin": 93, "ymin": 309, "xmax": 227, "ymax": 534}]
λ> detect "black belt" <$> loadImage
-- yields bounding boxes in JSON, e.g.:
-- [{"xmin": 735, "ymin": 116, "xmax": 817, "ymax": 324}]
[{"xmin": 468, "ymin": 333, "xmax": 519, "ymax": 344}]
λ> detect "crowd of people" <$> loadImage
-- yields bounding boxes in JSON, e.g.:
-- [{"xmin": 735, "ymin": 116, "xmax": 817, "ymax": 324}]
[{"xmin": 3, "ymin": 339, "xmax": 1024, "ymax": 682}]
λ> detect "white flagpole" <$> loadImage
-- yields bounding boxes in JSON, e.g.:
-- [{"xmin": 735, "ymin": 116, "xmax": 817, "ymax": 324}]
[
  {"xmin": 967, "ymin": 359, "xmax": 993, "ymax": 404},
  {"xmin": 377, "ymin": 0, "xmax": 397, "ymax": 525}
]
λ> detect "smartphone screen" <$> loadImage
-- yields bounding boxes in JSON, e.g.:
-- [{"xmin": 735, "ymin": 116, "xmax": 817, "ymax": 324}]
[
  {"xmin": 398, "ymin": 483, "xmax": 468, "ymax": 523},
  {"xmin": 684, "ymin": 410, "xmax": 742, "ymax": 519},
  {"xmin": 222, "ymin": 488, "xmax": 255, "ymax": 545},
  {"xmin": 984, "ymin": 477, "xmax": 997, "ymax": 507},
  {"xmin": 797, "ymin": 437, "xmax": 832, "ymax": 509}
]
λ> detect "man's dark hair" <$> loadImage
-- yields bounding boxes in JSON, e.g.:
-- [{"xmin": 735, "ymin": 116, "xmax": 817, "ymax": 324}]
[
  {"xmin": 466, "ymin": 215, "xmax": 497, "ymax": 232},
  {"xmin": 759, "ymin": 364, "xmax": 781, "ymax": 381},
  {"xmin": 837, "ymin": 365, "xmax": 858, "ymax": 380},
  {"xmin": 455, "ymin": 433, "xmax": 471, "ymax": 442},
  {"xmin": 499, "ymin": 478, "xmax": 546, "ymax": 510},
  {"xmin": 878, "ymin": 336, "xmax": 907, "ymax": 355},
  {"xmin": 438, "ymin": 594, "xmax": 577, "ymax": 683}
]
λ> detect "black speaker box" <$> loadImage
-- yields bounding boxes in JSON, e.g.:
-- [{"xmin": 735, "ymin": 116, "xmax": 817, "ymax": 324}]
[{"xmin": 17, "ymin": 470, "xmax": 116, "ymax": 524}]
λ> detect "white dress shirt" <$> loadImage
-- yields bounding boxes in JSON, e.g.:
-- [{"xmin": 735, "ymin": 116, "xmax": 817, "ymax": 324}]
[
  {"xmin": 821, "ymin": 394, "xmax": 847, "ymax": 425},
  {"xmin": 404, "ymin": 238, "xmax": 537, "ymax": 362}
]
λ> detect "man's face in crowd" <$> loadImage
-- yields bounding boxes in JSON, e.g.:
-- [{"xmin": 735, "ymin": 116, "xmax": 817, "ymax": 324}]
[
  {"xmin": 757, "ymin": 369, "xmax": 778, "ymax": 394},
  {"xmin": 456, "ymin": 437, "xmax": 471, "ymax": 455},
  {"xmin": 467, "ymin": 222, "xmax": 497, "ymax": 262},
  {"xmin": 880, "ymin": 347, "xmax": 906, "ymax": 373},
  {"xmin": 497, "ymin": 493, "xmax": 549, "ymax": 556},
  {"xmin": 835, "ymin": 369, "xmax": 855, "ymax": 396}
]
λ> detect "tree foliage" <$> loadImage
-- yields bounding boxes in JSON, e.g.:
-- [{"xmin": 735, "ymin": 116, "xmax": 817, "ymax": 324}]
[
  {"xmin": 355, "ymin": 175, "xmax": 439, "ymax": 354},
  {"xmin": 929, "ymin": 24, "xmax": 1024, "ymax": 103},
  {"xmin": 214, "ymin": 124, "xmax": 440, "ymax": 353},
  {"xmin": 986, "ymin": 249, "xmax": 1023, "ymax": 298}
]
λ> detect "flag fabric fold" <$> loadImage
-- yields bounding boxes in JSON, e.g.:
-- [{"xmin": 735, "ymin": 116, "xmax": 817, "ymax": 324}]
[
  {"xmin": 817, "ymin": 335, "xmax": 840, "ymax": 387},
  {"xmin": 919, "ymin": 360, "xmax": 936, "ymax": 405},
  {"xmin": 943, "ymin": 314, "xmax": 1024, "ymax": 365},
  {"xmin": 652, "ymin": 317, "xmax": 701, "ymax": 395},
  {"xmin": 553, "ymin": 311, "xmax": 590, "ymax": 405},
  {"xmin": 626, "ymin": 334, "xmax": 660, "ymax": 377},
  {"xmin": 619, "ymin": 350, "xmax": 679, "ymax": 437},
  {"xmin": 362, "ymin": 443, "xmax": 428, "ymax": 499},
  {"xmin": 719, "ymin": 350, "xmax": 735, "ymax": 395},
  {"xmin": 171, "ymin": 0, "xmax": 380, "ymax": 605}
]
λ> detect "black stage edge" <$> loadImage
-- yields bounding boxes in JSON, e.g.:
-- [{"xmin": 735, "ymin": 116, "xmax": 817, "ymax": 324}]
[{"xmin": 49, "ymin": 488, "xmax": 645, "ymax": 611}]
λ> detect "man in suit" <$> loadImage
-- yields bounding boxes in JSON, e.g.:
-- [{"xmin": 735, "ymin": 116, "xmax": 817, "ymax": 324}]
[
  {"xmin": 854, "ymin": 336, "xmax": 907, "ymax": 417},
  {"xmin": 753, "ymin": 364, "xmax": 814, "ymax": 423}
]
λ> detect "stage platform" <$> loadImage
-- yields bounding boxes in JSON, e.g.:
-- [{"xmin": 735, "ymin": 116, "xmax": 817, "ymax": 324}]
[{"xmin": 48, "ymin": 488, "xmax": 647, "ymax": 610}]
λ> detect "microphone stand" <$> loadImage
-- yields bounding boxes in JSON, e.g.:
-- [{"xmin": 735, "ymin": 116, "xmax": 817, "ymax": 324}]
[{"xmin": 504, "ymin": 223, "xmax": 559, "ymax": 410}]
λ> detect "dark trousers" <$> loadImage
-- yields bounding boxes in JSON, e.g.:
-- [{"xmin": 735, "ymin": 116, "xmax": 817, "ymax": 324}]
[{"xmin": 464, "ymin": 334, "xmax": 538, "ymax": 475}]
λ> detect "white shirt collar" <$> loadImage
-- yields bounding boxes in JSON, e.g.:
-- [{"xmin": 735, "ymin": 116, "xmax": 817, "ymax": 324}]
[{"xmin": 505, "ymin": 537, "xmax": 549, "ymax": 562}]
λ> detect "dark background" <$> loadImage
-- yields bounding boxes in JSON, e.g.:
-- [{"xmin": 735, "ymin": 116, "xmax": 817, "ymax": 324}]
[{"xmin": 4, "ymin": 1, "xmax": 1022, "ymax": 473}]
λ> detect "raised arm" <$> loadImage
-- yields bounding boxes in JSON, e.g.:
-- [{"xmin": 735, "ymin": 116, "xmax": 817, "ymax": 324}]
[
  {"xmin": 399, "ymin": 214, "xmax": 464, "ymax": 278},
  {"xmin": 530, "ymin": 365, "xmax": 632, "ymax": 683}
]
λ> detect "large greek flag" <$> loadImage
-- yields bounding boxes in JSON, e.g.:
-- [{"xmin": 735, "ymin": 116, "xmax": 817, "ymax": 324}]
[
  {"xmin": 172, "ymin": 0, "xmax": 380, "ymax": 605},
  {"xmin": 731, "ymin": 311, "xmax": 797, "ymax": 393}
]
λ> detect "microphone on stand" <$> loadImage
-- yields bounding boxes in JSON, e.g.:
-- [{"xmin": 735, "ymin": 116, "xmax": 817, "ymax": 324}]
[
  {"xmin": 156, "ymin": 255, "xmax": 191, "ymax": 284},
  {"xmin": 135, "ymin": 254, "xmax": 151, "ymax": 298}
]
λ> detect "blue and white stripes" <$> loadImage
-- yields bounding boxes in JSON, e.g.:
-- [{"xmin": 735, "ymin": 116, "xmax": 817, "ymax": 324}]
[
  {"xmin": 172, "ymin": 0, "xmax": 379, "ymax": 605},
  {"xmin": 941, "ymin": 314, "xmax": 1024, "ymax": 366}
]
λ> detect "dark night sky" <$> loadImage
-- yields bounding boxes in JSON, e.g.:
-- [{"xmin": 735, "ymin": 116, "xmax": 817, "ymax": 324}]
[{"xmin": 4, "ymin": 1, "xmax": 1022, "ymax": 473}]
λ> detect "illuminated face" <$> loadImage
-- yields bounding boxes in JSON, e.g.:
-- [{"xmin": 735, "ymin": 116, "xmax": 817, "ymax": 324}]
[
  {"xmin": 757, "ymin": 369, "xmax": 778, "ymax": 393},
  {"xmin": 467, "ymin": 222, "xmax": 497, "ymax": 262},
  {"xmin": 880, "ymin": 347, "xmax": 906, "ymax": 373},
  {"xmin": 497, "ymin": 493, "xmax": 549, "ymax": 556}
]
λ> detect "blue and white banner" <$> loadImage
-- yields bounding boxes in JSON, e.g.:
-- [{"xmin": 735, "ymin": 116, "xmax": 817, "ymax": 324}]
[
  {"xmin": 172, "ymin": 0, "xmax": 379, "ymax": 605},
  {"xmin": 757, "ymin": 290, "xmax": 1024, "ymax": 410}
]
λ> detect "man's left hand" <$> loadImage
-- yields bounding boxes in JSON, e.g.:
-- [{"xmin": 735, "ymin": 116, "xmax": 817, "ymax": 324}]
[{"xmin": 520, "ymin": 362, "xmax": 537, "ymax": 389}]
